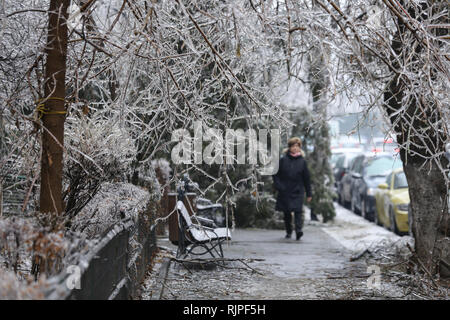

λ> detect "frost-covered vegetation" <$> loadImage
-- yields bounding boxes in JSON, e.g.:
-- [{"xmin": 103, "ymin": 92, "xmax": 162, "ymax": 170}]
[
  {"xmin": 70, "ymin": 182, "xmax": 150, "ymax": 238},
  {"xmin": 0, "ymin": 0, "xmax": 449, "ymax": 297}
]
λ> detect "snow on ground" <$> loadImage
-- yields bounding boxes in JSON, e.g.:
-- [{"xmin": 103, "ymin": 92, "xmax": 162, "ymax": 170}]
[{"xmin": 318, "ymin": 203, "xmax": 410, "ymax": 253}]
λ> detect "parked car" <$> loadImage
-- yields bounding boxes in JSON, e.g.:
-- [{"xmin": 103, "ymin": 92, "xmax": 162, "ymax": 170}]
[
  {"xmin": 331, "ymin": 148, "xmax": 363, "ymax": 203},
  {"xmin": 349, "ymin": 154, "xmax": 403, "ymax": 221},
  {"xmin": 331, "ymin": 147, "xmax": 363, "ymax": 168},
  {"xmin": 374, "ymin": 168, "xmax": 410, "ymax": 235},
  {"xmin": 339, "ymin": 152, "xmax": 401, "ymax": 210},
  {"xmin": 338, "ymin": 156, "xmax": 359, "ymax": 208}
]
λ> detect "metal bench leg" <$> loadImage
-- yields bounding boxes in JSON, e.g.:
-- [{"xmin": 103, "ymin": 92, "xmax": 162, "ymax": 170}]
[
  {"xmin": 177, "ymin": 217, "xmax": 188, "ymax": 258},
  {"xmin": 185, "ymin": 242, "xmax": 216, "ymax": 259},
  {"xmin": 218, "ymin": 239, "xmax": 224, "ymax": 258}
]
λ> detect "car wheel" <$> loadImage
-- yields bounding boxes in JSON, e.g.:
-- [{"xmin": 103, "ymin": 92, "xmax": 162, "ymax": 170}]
[
  {"xmin": 408, "ymin": 206, "xmax": 413, "ymax": 237},
  {"xmin": 374, "ymin": 206, "xmax": 381, "ymax": 226},
  {"xmin": 344, "ymin": 200, "xmax": 350, "ymax": 209},
  {"xmin": 361, "ymin": 198, "xmax": 368, "ymax": 220},
  {"xmin": 350, "ymin": 196, "xmax": 355, "ymax": 212},
  {"xmin": 341, "ymin": 190, "xmax": 350, "ymax": 208},
  {"xmin": 351, "ymin": 195, "xmax": 360, "ymax": 215},
  {"xmin": 389, "ymin": 206, "xmax": 399, "ymax": 234}
]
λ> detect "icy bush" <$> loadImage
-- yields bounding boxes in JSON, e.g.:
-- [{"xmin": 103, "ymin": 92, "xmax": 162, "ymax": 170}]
[
  {"xmin": 0, "ymin": 269, "xmax": 48, "ymax": 300},
  {"xmin": 131, "ymin": 158, "xmax": 172, "ymax": 202},
  {"xmin": 63, "ymin": 112, "xmax": 136, "ymax": 218},
  {"xmin": 0, "ymin": 218, "xmax": 36, "ymax": 274},
  {"xmin": 233, "ymin": 192, "xmax": 280, "ymax": 229},
  {"xmin": 0, "ymin": 216, "xmax": 96, "ymax": 292},
  {"xmin": 70, "ymin": 182, "xmax": 150, "ymax": 239},
  {"xmin": 151, "ymin": 159, "xmax": 172, "ymax": 186}
]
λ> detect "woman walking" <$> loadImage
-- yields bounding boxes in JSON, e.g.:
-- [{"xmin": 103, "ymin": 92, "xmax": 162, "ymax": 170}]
[{"xmin": 273, "ymin": 137, "xmax": 312, "ymax": 240}]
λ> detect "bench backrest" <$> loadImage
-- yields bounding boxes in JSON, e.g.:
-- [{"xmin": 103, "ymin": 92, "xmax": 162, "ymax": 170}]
[{"xmin": 177, "ymin": 201, "xmax": 193, "ymax": 227}]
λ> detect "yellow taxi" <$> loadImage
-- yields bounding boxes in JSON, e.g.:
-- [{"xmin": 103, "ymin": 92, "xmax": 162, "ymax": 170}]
[{"xmin": 374, "ymin": 168, "xmax": 410, "ymax": 234}]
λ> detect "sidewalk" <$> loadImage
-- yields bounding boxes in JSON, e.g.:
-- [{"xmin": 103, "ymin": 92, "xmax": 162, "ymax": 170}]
[{"xmin": 139, "ymin": 204, "xmax": 411, "ymax": 299}]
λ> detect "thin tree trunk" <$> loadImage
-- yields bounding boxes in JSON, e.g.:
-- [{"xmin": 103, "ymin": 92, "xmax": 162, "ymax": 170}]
[
  {"xmin": 308, "ymin": 47, "xmax": 335, "ymax": 222},
  {"xmin": 0, "ymin": 181, "xmax": 3, "ymax": 217},
  {"xmin": 0, "ymin": 110, "xmax": 4, "ymax": 217},
  {"xmin": 40, "ymin": 0, "xmax": 70, "ymax": 215}
]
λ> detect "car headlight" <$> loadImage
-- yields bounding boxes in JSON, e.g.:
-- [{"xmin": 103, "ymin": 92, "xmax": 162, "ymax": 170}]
[
  {"xmin": 396, "ymin": 203, "xmax": 409, "ymax": 212},
  {"xmin": 366, "ymin": 188, "xmax": 375, "ymax": 196}
]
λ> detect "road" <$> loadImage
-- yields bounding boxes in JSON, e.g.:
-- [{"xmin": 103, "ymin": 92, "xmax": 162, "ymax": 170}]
[{"xmin": 140, "ymin": 203, "xmax": 412, "ymax": 300}]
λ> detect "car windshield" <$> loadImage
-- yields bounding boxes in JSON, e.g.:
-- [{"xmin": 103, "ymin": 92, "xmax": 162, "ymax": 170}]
[
  {"xmin": 331, "ymin": 151, "xmax": 360, "ymax": 168},
  {"xmin": 394, "ymin": 172, "xmax": 408, "ymax": 189},
  {"xmin": 366, "ymin": 157, "xmax": 402, "ymax": 177}
]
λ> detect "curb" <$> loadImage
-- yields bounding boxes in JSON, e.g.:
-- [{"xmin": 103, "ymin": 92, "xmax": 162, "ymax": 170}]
[{"xmin": 150, "ymin": 257, "xmax": 171, "ymax": 300}]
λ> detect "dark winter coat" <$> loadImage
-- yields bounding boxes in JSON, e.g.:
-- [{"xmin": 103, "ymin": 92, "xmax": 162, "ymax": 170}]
[{"xmin": 273, "ymin": 152, "xmax": 312, "ymax": 212}]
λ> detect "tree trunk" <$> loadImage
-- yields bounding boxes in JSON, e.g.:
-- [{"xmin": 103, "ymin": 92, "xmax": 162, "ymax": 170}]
[
  {"xmin": 403, "ymin": 160, "xmax": 449, "ymax": 277},
  {"xmin": 307, "ymin": 47, "xmax": 335, "ymax": 222},
  {"xmin": 387, "ymin": 98, "xmax": 450, "ymax": 278},
  {"xmin": 391, "ymin": 73, "xmax": 450, "ymax": 277},
  {"xmin": 0, "ymin": 181, "xmax": 3, "ymax": 217},
  {"xmin": 384, "ymin": 1, "xmax": 450, "ymax": 276},
  {"xmin": 39, "ymin": 0, "xmax": 70, "ymax": 215}
]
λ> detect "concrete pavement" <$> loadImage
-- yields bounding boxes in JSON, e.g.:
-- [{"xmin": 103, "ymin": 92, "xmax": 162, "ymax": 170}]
[
  {"xmin": 142, "ymin": 224, "xmax": 377, "ymax": 299},
  {"xmin": 221, "ymin": 226, "xmax": 360, "ymax": 279},
  {"xmin": 139, "ymin": 204, "xmax": 411, "ymax": 299}
]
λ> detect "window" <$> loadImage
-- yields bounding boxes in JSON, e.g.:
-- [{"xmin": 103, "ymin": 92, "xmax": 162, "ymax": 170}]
[
  {"xmin": 348, "ymin": 157, "xmax": 357, "ymax": 171},
  {"xmin": 394, "ymin": 172, "xmax": 408, "ymax": 189},
  {"xmin": 331, "ymin": 153, "xmax": 344, "ymax": 167},
  {"xmin": 365, "ymin": 156, "xmax": 402, "ymax": 177},
  {"xmin": 351, "ymin": 156, "xmax": 363, "ymax": 172},
  {"xmin": 335, "ymin": 155, "xmax": 345, "ymax": 168},
  {"xmin": 386, "ymin": 173, "xmax": 393, "ymax": 188}
]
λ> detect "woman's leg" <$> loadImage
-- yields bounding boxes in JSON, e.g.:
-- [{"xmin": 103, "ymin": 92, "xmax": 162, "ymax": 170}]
[
  {"xmin": 293, "ymin": 210, "xmax": 304, "ymax": 235},
  {"xmin": 283, "ymin": 211, "xmax": 292, "ymax": 236}
]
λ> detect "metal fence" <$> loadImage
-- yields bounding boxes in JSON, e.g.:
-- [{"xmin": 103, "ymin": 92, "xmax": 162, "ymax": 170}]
[
  {"xmin": 1, "ymin": 174, "xmax": 35, "ymax": 217},
  {"xmin": 46, "ymin": 212, "xmax": 156, "ymax": 300}
]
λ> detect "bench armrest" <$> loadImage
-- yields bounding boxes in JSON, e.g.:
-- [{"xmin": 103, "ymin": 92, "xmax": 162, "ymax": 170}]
[
  {"xmin": 192, "ymin": 215, "xmax": 217, "ymax": 228},
  {"xmin": 188, "ymin": 223, "xmax": 215, "ymax": 232}
]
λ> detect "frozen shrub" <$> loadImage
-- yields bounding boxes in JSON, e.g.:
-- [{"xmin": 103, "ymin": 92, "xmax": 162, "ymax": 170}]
[
  {"xmin": 0, "ymin": 217, "xmax": 89, "ymax": 281},
  {"xmin": 0, "ymin": 269, "xmax": 48, "ymax": 300},
  {"xmin": 233, "ymin": 192, "xmax": 280, "ymax": 229},
  {"xmin": 63, "ymin": 113, "xmax": 136, "ymax": 218},
  {"xmin": 131, "ymin": 158, "xmax": 172, "ymax": 202},
  {"xmin": 70, "ymin": 182, "xmax": 150, "ymax": 238},
  {"xmin": 0, "ymin": 218, "xmax": 35, "ymax": 274},
  {"xmin": 151, "ymin": 159, "xmax": 172, "ymax": 186}
]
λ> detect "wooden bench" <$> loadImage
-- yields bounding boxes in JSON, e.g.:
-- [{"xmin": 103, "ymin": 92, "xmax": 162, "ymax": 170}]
[{"xmin": 176, "ymin": 200, "xmax": 231, "ymax": 259}]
